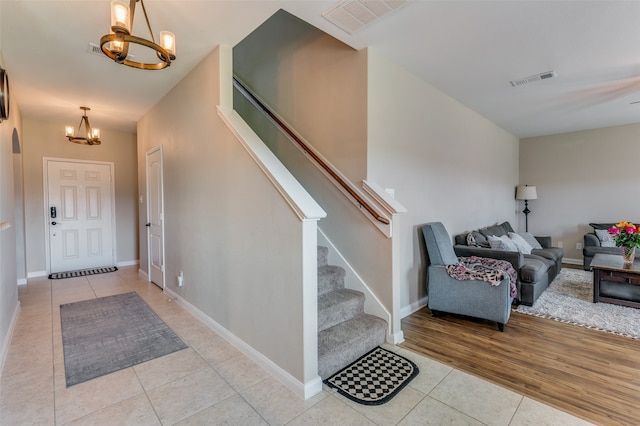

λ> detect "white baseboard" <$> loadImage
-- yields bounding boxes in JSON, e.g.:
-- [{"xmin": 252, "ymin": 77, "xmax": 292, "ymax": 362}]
[
  {"xmin": 388, "ymin": 330, "xmax": 404, "ymax": 345},
  {"xmin": 138, "ymin": 269, "xmax": 149, "ymax": 280},
  {"xmin": 116, "ymin": 260, "xmax": 139, "ymax": 267},
  {"xmin": 0, "ymin": 301, "xmax": 21, "ymax": 373},
  {"xmin": 563, "ymin": 258, "xmax": 582, "ymax": 266},
  {"xmin": 401, "ymin": 296, "xmax": 428, "ymax": 319},
  {"xmin": 163, "ymin": 287, "xmax": 322, "ymax": 400},
  {"xmin": 27, "ymin": 271, "xmax": 47, "ymax": 279}
]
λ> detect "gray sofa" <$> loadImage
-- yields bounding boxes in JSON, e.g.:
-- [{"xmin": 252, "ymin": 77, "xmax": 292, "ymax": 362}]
[
  {"xmin": 583, "ymin": 222, "xmax": 627, "ymax": 270},
  {"xmin": 453, "ymin": 221, "xmax": 563, "ymax": 306},
  {"xmin": 422, "ymin": 222, "xmax": 513, "ymax": 331}
]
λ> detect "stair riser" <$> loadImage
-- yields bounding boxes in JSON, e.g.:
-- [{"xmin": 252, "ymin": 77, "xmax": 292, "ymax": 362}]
[
  {"xmin": 317, "ymin": 265, "xmax": 345, "ymax": 295},
  {"xmin": 318, "ymin": 291, "xmax": 365, "ymax": 332},
  {"xmin": 318, "ymin": 315, "xmax": 387, "ymax": 379},
  {"xmin": 317, "ymin": 246, "xmax": 328, "ymax": 267}
]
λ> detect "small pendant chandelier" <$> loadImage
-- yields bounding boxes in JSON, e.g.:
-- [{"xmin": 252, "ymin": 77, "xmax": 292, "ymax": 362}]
[
  {"xmin": 65, "ymin": 107, "xmax": 101, "ymax": 145},
  {"xmin": 99, "ymin": 0, "xmax": 176, "ymax": 70}
]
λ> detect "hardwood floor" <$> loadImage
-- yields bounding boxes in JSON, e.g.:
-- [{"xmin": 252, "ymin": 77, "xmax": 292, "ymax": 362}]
[{"xmin": 401, "ymin": 301, "xmax": 640, "ymax": 425}]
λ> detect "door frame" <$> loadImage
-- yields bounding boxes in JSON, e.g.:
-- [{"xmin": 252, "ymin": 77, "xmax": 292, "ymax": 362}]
[
  {"xmin": 145, "ymin": 146, "xmax": 165, "ymax": 288},
  {"xmin": 43, "ymin": 157, "xmax": 117, "ymax": 274}
]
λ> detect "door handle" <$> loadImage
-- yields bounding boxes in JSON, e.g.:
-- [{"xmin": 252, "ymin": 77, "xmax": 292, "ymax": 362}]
[
  {"xmin": 146, "ymin": 223, "xmax": 151, "ymax": 227},
  {"xmin": 51, "ymin": 221, "xmax": 58, "ymax": 225}
]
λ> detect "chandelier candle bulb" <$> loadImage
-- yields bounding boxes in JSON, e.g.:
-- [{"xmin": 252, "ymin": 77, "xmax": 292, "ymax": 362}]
[
  {"xmin": 111, "ymin": 1, "xmax": 130, "ymax": 34},
  {"xmin": 65, "ymin": 126, "xmax": 74, "ymax": 137},
  {"xmin": 160, "ymin": 31, "xmax": 176, "ymax": 58},
  {"xmin": 109, "ymin": 31, "xmax": 124, "ymax": 54}
]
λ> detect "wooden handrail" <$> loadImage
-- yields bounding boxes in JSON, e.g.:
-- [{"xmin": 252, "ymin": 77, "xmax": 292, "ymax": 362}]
[{"xmin": 233, "ymin": 75, "xmax": 390, "ymax": 226}]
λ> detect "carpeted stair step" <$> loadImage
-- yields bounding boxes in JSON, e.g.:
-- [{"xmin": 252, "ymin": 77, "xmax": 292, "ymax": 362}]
[
  {"xmin": 318, "ymin": 313, "xmax": 387, "ymax": 379},
  {"xmin": 318, "ymin": 246, "xmax": 329, "ymax": 267},
  {"xmin": 318, "ymin": 265, "xmax": 345, "ymax": 295},
  {"xmin": 318, "ymin": 289, "xmax": 365, "ymax": 332}
]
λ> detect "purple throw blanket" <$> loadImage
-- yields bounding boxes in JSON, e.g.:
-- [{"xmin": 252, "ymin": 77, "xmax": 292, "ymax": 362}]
[{"xmin": 445, "ymin": 256, "xmax": 518, "ymax": 298}]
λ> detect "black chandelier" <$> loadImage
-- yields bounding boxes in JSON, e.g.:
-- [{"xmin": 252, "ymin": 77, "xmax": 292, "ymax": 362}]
[{"xmin": 100, "ymin": 0, "xmax": 176, "ymax": 70}]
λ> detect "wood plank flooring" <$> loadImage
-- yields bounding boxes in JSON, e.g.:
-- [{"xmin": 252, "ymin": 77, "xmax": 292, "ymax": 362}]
[{"xmin": 401, "ymin": 301, "xmax": 640, "ymax": 425}]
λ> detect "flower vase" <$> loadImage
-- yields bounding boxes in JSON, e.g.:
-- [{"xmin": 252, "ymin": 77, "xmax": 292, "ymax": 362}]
[{"xmin": 622, "ymin": 246, "xmax": 636, "ymax": 265}]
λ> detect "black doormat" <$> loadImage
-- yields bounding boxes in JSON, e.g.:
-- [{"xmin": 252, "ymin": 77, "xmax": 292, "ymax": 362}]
[
  {"xmin": 60, "ymin": 292, "xmax": 188, "ymax": 387},
  {"xmin": 324, "ymin": 346, "xmax": 419, "ymax": 405},
  {"xmin": 49, "ymin": 266, "xmax": 118, "ymax": 279}
]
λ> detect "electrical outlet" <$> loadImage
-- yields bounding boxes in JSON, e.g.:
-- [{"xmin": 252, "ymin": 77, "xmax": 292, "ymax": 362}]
[
  {"xmin": 177, "ymin": 270, "xmax": 184, "ymax": 287},
  {"xmin": 557, "ymin": 241, "xmax": 563, "ymax": 248},
  {"xmin": 576, "ymin": 243, "xmax": 583, "ymax": 250}
]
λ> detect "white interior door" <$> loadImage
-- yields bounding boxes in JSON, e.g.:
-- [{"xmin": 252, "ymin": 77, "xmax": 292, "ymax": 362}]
[
  {"xmin": 47, "ymin": 159, "xmax": 115, "ymax": 274},
  {"xmin": 146, "ymin": 147, "xmax": 164, "ymax": 288}
]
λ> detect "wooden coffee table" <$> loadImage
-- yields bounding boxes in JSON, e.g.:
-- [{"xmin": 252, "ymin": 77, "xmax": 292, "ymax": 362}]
[{"xmin": 590, "ymin": 253, "xmax": 640, "ymax": 308}]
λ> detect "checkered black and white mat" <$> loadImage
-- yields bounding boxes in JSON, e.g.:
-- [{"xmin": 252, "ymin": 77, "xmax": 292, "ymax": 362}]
[
  {"xmin": 324, "ymin": 347, "xmax": 419, "ymax": 405},
  {"xmin": 49, "ymin": 266, "xmax": 118, "ymax": 280}
]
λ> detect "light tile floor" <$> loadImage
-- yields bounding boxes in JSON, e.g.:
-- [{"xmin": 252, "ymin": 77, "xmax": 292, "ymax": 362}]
[{"xmin": 1, "ymin": 267, "xmax": 594, "ymax": 425}]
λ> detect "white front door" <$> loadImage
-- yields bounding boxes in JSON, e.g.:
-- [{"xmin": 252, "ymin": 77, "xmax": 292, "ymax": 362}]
[
  {"xmin": 46, "ymin": 159, "xmax": 115, "ymax": 274},
  {"xmin": 146, "ymin": 147, "xmax": 164, "ymax": 288}
]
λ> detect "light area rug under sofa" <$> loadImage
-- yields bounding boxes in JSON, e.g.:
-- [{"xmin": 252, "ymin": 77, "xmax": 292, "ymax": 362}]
[{"xmin": 516, "ymin": 268, "xmax": 640, "ymax": 339}]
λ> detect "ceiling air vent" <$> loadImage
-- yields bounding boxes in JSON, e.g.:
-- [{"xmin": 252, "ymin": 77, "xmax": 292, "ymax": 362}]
[
  {"xmin": 323, "ymin": 0, "xmax": 413, "ymax": 34},
  {"xmin": 88, "ymin": 42, "xmax": 134, "ymax": 60},
  {"xmin": 510, "ymin": 71, "xmax": 556, "ymax": 87},
  {"xmin": 88, "ymin": 43, "xmax": 103, "ymax": 56}
]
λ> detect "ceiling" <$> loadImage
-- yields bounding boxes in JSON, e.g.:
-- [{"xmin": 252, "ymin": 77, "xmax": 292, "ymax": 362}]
[{"xmin": 3, "ymin": 1, "xmax": 640, "ymax": 138}]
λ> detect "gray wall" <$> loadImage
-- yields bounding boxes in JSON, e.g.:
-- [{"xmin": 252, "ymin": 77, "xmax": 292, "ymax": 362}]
[
  {"xmin": 366, "ymin": 50, "xmax": 520, "ymax": 313},
  {"xmin": 0, "ymin": 50, "xmax": 20, "ymax": 367},
  {"xmin": 233, "ymin": 10, "xmax": 368, "ymax": 185},
  {"xmin": 520, "ymin": 123, "xmax": 640, "ymax": 263},
  {"xmin": 137, "ymin": 46, "xmax": 316, "ymax": 384},
  {"xmin": 21, "ymin": 119, "xmax": 138, "ymax": 275},
  {"xmin": 233, "ymin": 11, "xmax": 396, "ymax": 332}
]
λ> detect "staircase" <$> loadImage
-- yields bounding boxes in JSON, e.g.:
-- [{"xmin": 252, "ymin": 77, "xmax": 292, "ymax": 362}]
[{"xmin": 317, "ymin": 246, "xmax": 387, "ymax": 379}]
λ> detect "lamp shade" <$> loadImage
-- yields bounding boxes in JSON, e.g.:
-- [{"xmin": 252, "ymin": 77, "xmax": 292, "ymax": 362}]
[{"xmin": 516, "ymin": 185, "xmax": 537, "ymax": 200}]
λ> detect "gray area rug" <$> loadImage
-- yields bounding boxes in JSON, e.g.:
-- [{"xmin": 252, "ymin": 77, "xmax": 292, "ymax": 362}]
[
  {"xmin": 516, "ymin": 269, "xmax": 640, "ymax": 339},
  {"xmin": 60, "ymin": 292, "xmax": 187, "ymax": 387}
]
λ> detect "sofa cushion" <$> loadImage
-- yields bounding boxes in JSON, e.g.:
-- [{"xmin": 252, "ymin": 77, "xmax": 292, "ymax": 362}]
[
  {"xmin": 519, "ymin": 258, "xmax": 547, "ymax": 283},
  {"xmin": 583, "ymin": 246, "xmax": 622, "ymax": 257},
  {"xmin": 500, "ymin": 221, "xmax": 515, "ymax": 233},
  {"xmin": 480, "ymin": 224, "xmax": 508, "ymax": 238},
  {"xmin": 589, "ymin": 222, "xmax": 616, "ymax": 231},
  {"xmin": 594, "ymin": 229, "xmax": 616, "ymax": 247},
  {"xmin": 531, "ymin": 247, "xmax": 564, "ymax": 263},
  {"xmin": 487, "ymin": 235, "xmax": 518, "ymax": 252}
]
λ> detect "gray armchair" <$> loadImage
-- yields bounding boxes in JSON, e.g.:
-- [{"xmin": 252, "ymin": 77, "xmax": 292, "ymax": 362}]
[{"xmin": 422, "ymin": 222, "xmax": 513, "ymax": 331}]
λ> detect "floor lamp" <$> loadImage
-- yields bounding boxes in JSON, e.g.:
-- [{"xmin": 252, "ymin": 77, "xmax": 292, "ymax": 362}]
[{"xmin": 516, "ymin": 185, "xmax": 537, "ymax": 232}]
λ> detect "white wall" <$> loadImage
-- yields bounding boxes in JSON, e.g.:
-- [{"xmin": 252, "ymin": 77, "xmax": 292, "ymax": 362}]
[
  {"xmin": 366, "ymin": 50, "xmax": 520, "ymax": 313},
  {"xmin": 137, "ymin": 46, "xmax": 319, "ymax": 390},
  {"xmin": 21, "ymin": 119, "xmax": 138, "ymax": 275},
  {"xmin": 520, "ymin": 123, "xmax": 640, "ymax": 263}
]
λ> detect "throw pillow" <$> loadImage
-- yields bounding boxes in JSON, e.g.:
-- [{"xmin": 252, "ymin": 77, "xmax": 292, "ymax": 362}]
[
  {"xmin": 467, "ymin": 231, "xmax": 490, "ymax": 248},
  {"xmin": 508, "ymin": 232, "xmax": 533, "ymax": 254},
  {"xmin": 487, "ymin": 235, "xmax": 518, "ymax": 252},
  {"xmin": 594, "ymin": 229, "xmax": 616, "ymax": 247},
  {"xmin": 517, "ymin": 232, "xmax": 543, "ymax": 249}
]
